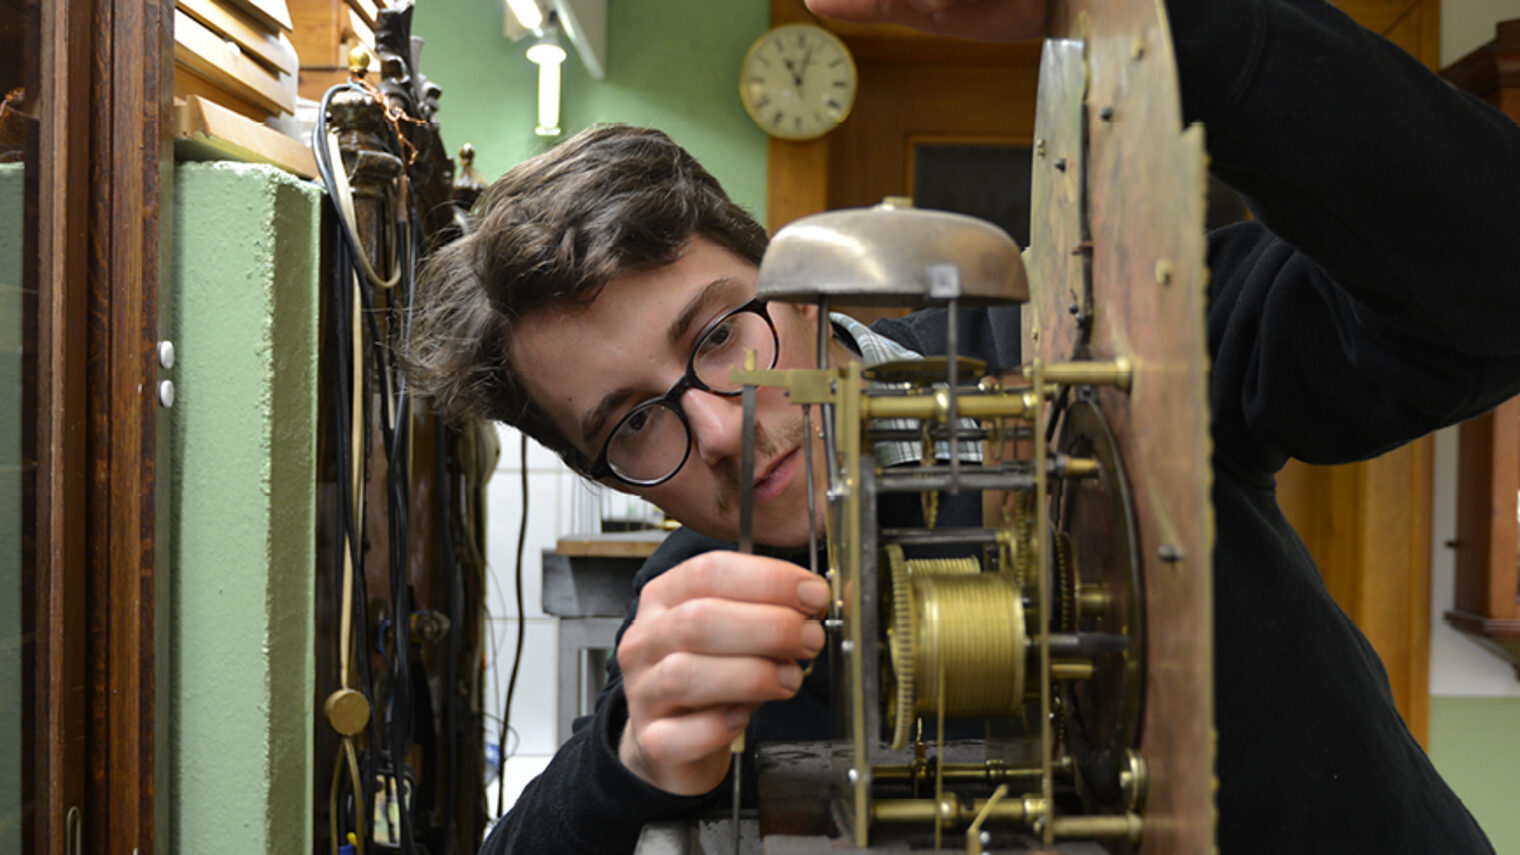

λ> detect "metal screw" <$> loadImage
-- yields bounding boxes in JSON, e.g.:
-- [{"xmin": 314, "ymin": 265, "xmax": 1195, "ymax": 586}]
[
  {"xmin": 1054, "ymin": 157, "xmax": 1067, "ymax": 172},
  {"xmin": 841, "ymin": 640, "xmax": 855, "ymax": 655},
  {"xmin": 847, "ymin": 768, "xmax": 860, "ymax": 784},
  {"xmin": 1158, "ymin": 544, "xmax": 1183, "ymax": 563},
  {"xmin": 157, "ymin": 340, "xmax": 176, "ymax": 370},
  {"xmin": 1099, "ymin": 106, "xmax": 1115, "ymax": 122},
  {"xmin": 157, "ymin": 380, "xmax": 175, "ymax": 408},
  {"xmin": 1155, "ymin": 259, "xmax": 1173, "ymax": 286}
]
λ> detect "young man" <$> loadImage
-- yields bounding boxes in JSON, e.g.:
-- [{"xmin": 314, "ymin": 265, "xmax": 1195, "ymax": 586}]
[{"xmin": 407, "ymin": 0, "xmax": 1520, "ymax": 851}]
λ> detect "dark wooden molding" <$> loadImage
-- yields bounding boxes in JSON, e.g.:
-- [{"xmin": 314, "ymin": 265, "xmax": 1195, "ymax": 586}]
[
  {"xmin": 35, "ymin": 0, "xmax": 95, "ymax": 852},
  {"xmin": 39, "ymin": 0, "xmax": 175, "ymax": 850},
  {"xmin": 1443, "ymin": 611, "xmax": 1520, "ymax": 679},
  {"xmin": 1439, "ymin": 19, "xmax": 1520, "ymax": 106}
]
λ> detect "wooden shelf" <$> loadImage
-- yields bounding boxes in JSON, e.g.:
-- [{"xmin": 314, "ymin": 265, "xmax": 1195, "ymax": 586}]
[
  {"xmin": 173, "ymin": 94, "xmax": 315, "ymax": 177},
  {"xmin": 555, "ymin": 531, "xmax": 669, "ymax": 559}
]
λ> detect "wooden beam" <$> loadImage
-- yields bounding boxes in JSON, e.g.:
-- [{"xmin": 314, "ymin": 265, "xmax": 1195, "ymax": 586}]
[
  {"xmin": 766, "ymin": 138, "xmax": 829, "ymax": 233},
  {"xmin": 35, "ymin": 0, "xmax": 93, "ymax": 851},
  {"xmin": 81, "ymin": 0, "xmax": 173, "ymax": 849}
]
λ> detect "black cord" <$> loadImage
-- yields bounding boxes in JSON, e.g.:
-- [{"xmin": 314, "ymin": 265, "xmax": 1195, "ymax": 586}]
[
  {"xmin": 329, "ymin": 212, "xmax": 384, "ymax": 845},
  {"xmin": 360, "ymin": 254, "xmax": 418, "ymax": 854},
  {"xmin": 495, "ymin": 432, "xmax": 530, "ymax": 819},
  {"xmin": 340, "ymin": 220, "xmax": 386, "ymax": 817},
  {"xmin": 317, "ymin": 79, "xmax": 421, "ymax": 854},
  {"xmin": 438, "ymin": 415, "xmax": 462, "ymax": 852},
  {"xmin": 313, "ymin": 83, "xmax": 403, "ymax": 291}
]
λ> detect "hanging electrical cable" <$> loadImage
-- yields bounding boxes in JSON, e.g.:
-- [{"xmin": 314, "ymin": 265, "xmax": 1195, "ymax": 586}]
[
  {"xmin": 313, "ymin": 36, "xmax": 493, "ymax": 850},
  {"xmin": 315, "ymin": 71, "xmax": 424, "ymax": 855},
  {"xmin": 495, "ymin": 433, "xmax": 531, "ymax": 819}
]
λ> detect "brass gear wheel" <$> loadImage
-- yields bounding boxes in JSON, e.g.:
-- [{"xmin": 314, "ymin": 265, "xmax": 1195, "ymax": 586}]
[{"xmin": 884, "ymin": 544, "xmax": 917, "ymax": 751}]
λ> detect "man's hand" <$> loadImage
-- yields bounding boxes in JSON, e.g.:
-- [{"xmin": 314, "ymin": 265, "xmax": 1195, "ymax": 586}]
[
  {"xmin": 616, "ymin": 552, "xmax": 829, "ymax": 795},
  {"xmin": 804, "ymin": 0, "xmax": 1048, "ymax": 43}
]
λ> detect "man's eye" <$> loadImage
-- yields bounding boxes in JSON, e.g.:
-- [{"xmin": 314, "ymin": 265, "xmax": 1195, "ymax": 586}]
[
  {"xmin": 700, "ymin": 317, "xmax": 737, "ymax": 353},
  {"xmin": 620, "ymin": 408, "xmax": 652, "ymax": 437}
]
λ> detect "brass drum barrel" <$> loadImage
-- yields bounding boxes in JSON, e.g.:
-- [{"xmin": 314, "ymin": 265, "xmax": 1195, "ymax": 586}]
[
  {"xmin": 910, "ymin": 571, "xmax": 1027, "ymax": 717},
  {"xmin": 886, "ymin": 544, "xmax": 1028, "ymax": 747}
]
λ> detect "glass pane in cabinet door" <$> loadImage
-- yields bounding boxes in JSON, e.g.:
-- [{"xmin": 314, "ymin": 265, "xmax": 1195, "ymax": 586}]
[{"xmin": 0, "ymin": 0, "xmax": 36, "ymax": 850}]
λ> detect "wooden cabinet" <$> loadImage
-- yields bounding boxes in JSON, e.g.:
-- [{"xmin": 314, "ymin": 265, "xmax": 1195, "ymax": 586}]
[
  {"xmin": 1447, "ymin": 399, "xmax": 1520, "ymax": 676},
  {"xmin": 1441, "ymin": 20, "xmax": 1520, "ymax": 679}
]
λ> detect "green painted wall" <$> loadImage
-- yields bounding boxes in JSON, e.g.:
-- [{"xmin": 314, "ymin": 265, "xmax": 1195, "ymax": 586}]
[
  {"xmin": 411, "ymin": 0, "xmax": 770, "ymax": 219},
  {"xmin": 168, "ymin": 162, "xmax": 320, "ymax": 854},
  {"xmin": 1430, "ymin": 696, "xmax": 1520, "ymax": 853},
  {"xmin": 0, "ymin": 162, "xmax": 23, "ymax": 855}
]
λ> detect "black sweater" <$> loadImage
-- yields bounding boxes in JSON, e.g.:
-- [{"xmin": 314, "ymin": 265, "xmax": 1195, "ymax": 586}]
[{"xmin": 482, "ymin": 0, "xmax": 1520, "ymax": 851}]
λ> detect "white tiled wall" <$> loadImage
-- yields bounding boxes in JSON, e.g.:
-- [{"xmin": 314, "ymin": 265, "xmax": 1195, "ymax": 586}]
[
  {"xmin": 481, "ymin": 422, "xmax": 663, "ymax": 819},
  {"xmin": 483, "ymin": 423, "xmax": 573, "ymax": 819},
  {"xmin": 482, "ymin": 618, "xmax": 562, "ymax": 756}
]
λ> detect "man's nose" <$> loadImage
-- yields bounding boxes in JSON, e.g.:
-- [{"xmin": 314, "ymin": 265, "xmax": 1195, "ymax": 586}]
[{"xmin": 681, "ymin": 388, "xmax": 744, "ymax": 466}]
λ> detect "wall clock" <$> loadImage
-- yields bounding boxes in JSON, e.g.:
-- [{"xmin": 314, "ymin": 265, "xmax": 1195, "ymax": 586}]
[{"xmin": 739, "ymin": 23, "xmax": 858, "ymax": 141}]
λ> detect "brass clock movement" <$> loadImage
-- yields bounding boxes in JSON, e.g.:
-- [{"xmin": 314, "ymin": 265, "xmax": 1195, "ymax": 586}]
[{"xmin": 739, "ymin": 23, "xmax": 858, "ymax": 141}]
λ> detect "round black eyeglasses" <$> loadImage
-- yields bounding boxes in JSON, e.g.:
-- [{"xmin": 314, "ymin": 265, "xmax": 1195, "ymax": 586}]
[{"xmin": 588, "ymin": 299, "xmax": 779, "ymax": 487}]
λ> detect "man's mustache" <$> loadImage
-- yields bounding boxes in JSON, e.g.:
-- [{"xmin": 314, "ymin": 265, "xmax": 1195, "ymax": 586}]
[{"xmin": 713, "ymin": 415, "xmax": 809, "ymax": 516}]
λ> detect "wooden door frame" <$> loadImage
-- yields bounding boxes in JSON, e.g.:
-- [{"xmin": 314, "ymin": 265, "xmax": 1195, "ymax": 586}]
[{"xmin": 35, "ymin": 0, "xmax": 173, "ymax": 850}]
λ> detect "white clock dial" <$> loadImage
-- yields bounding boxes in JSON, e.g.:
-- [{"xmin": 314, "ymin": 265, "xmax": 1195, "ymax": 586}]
[{"xmin": 739, "ymin": 24, "xmax": 858, "ymax": 141}]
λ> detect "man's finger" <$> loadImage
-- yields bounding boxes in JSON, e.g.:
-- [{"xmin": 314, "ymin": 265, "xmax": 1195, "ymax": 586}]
[
  {"xmin": 656, "ymin": 599, "xmax": 824, "ymax": 660},
  {"xmin": 634, "ymin": 706, "xmax": 751, "ymax": 771},
  {"xmin": 640, "ymin": 551, "xmax": 829, "ymax": 616},
  {"xmin": 630, "ymin": 651, "xmax": 806, "ymax": 716}
]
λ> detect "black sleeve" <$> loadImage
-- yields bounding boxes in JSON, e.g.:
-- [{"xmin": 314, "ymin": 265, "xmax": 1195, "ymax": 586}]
[
  {"xmin": 869, "ymin": 304, "xmax": 1024, "ymax": 370},
  {"xmin": 1169, "ymin": 0, "xmax": 1520, "ymax": 473},
  {"xmin": 478, "ymin": 529, "xmax": 731, "ymax": 854}
]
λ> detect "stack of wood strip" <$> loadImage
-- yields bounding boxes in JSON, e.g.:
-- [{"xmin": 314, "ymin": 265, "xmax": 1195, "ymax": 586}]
[
  {"xmin": 290, "ymin": 0, "xmax": 393, "ymax": 101},
  {"xmin": 174, "ymin": 0, "xmax": 299, "ymax": 121}
]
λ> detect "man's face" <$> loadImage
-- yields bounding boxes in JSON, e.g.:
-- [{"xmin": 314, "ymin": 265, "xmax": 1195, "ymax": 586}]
[{"xmin": 511, "ymin": 237, "xmax": 837, "ymax": 548}]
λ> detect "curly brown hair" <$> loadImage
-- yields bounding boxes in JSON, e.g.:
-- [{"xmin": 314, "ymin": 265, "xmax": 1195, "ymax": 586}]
[{"xmin": 404, "ymin": 124, "xmax": 769, "ymax": 473}]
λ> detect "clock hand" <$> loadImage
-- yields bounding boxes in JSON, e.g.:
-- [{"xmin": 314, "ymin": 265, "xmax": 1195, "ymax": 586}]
[{"xmin": 781, "ymin": 56, "xmax": 803, "ymax": 88}]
